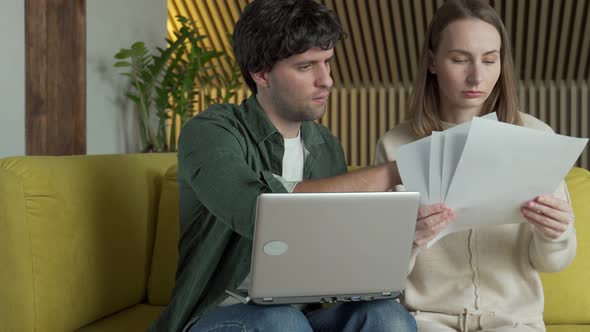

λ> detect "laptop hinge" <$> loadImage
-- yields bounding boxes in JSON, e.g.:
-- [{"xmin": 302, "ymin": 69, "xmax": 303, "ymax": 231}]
[
  {"xmin": 263, "ymin": 297, "xmax": 273, "ymax": 302},
  {"xmin": 382, "ymin": 292, "xmax": 392, "ymax": 296}
]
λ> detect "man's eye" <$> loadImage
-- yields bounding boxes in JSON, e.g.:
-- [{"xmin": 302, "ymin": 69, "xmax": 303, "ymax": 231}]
[{"xmin": 299, "ymin": 65, "xmax": 312, "ymax": 71}]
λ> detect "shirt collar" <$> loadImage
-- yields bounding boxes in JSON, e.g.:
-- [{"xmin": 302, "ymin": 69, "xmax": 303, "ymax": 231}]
[
  {"xmin": 243, "ymin": 95, "xmax": 326, "ymax": 148},
  {"xmin": 243, "ymin": 96, "xmax": 278, "ymax": 143}
]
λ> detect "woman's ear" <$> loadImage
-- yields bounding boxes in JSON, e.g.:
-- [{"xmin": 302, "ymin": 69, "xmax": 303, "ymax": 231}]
[
  {"xmin": 428, "ymin": 50, "xmax": 437, "ymax": 74},
  {"xmin": 251, "ymin": 70, "xmax": 270, "ymax": 89}
]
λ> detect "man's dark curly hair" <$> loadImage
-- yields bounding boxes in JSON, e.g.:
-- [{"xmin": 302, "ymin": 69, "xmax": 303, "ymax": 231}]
[{"xmin": 233, "ymin": 0, "xmax": 345, "ymax": 94}]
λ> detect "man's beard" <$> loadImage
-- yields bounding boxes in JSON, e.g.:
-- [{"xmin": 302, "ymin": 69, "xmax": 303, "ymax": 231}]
[{"xmin": 273, "ymin": 96, "xmax": 328, "ymax": 122}]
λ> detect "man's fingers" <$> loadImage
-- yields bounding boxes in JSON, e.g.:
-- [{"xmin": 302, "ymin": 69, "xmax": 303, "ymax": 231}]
[{"xmin": 417, "ymin": 203, "xmax": 449, "ymax": 219}]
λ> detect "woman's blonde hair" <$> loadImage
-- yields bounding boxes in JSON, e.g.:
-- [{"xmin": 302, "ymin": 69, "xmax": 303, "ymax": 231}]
[{"xmin": 409, "ymin": 0, "xmax": 522, "ymax": 138}]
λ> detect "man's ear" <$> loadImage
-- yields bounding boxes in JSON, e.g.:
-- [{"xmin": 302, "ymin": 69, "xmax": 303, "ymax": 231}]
[
  {"xmin": 251, "ymin": 70, "xmax": 270, "ymax": 88},
  {"xmin": 428, "ymin": 50, "xmax": 437, "ymax": 74}
]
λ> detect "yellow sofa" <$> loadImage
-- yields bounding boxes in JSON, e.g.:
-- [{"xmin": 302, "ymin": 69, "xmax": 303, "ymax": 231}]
[{"xmin": 0, "ymin": 153, "xmax": 588, "ymax": 331}]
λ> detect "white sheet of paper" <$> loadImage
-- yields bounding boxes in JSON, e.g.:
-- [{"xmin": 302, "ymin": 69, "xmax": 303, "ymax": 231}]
[
  {"xmin": 429, "ymin": 132, "xmax": 443, "ymax": 203},
  {"xmin": 440, "ymin": 113, "xmax": 498, "ymax": 200},
  {"xmin": 397, "ymin": 136, "xmax": 431, "ymax": 204},
  {"xmin": 397, "ymin": 113, "xmax": 499, "ymax": 205},
  {"xmin": 427, "ymin": 117, "xmax": 588, "ymax": 247},
  {"xmin": 441, "ymin": 132, "xmax": 467, "ymax": 201}
]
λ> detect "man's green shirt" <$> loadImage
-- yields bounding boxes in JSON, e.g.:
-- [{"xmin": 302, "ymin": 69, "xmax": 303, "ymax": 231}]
[{"xmin": 149, "ymin": 96, "xmax": 347, "ymax": 331}]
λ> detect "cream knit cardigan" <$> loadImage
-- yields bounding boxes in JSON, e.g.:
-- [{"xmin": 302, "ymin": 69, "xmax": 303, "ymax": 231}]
[{"xmin": 375, "ymin": 113, "xmax": 576, "ymax": 330}]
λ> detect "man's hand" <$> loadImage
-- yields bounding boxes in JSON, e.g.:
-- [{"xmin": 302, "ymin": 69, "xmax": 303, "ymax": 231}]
[
  {"xmin": 414, "ymin": 203, "xmax": 455, "ymax": 247},
  {"xmin": 521, "ymin": 195, "xmax": 573, "ymax": 239}
]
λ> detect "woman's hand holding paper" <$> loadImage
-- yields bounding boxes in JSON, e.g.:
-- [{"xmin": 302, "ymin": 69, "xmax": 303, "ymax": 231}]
[
  {"xmin": 414, "ymin": 203, "xmax": 456, "ymax": 247},
  {"xmin": 521, "ymin": 195, "xmax": 573, "ymax": 239}
]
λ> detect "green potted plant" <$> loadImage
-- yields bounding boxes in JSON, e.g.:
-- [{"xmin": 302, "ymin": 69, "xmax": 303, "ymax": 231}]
[{"xmin": 114, "ymin": 16, "xmax": 242, "ymax": 152}]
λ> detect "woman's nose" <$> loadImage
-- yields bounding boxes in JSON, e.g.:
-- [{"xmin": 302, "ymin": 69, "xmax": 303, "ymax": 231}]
[{"xmin": 466, "ymin": 64, "xmax": 483, "ymax": 85}]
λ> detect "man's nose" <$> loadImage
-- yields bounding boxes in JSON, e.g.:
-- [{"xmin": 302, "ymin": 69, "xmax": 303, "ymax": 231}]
[{"xmin": 315, "ymin": 64, "xmax": 333, "ymax": 88}]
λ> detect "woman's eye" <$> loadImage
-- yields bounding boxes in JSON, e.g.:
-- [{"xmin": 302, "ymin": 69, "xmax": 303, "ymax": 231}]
[
  {"xmin": 483, "ymin": 59, "xmax": 497, "ymax": 65},
  {"xmin": 452, "ymin": 58, "xmax": 468, "ymax": 63}
]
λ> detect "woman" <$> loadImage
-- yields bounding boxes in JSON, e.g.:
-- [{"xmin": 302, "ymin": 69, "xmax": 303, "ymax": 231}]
[{"xmin": 375, "ymin": 0, "xmax": 576, "ymax": 331}]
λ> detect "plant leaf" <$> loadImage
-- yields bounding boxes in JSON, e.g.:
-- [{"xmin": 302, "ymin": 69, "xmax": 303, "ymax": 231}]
[
  {"xmin": 125, "ymin": 93, "xmax": 141, "ymax": 104},
  {"xmin": 114, "ymin": 61, "xmax": 132, "ymax": 67},
  {"xmin": 114, "ymin": 49, "xmax": 133, "ymax": 59}
]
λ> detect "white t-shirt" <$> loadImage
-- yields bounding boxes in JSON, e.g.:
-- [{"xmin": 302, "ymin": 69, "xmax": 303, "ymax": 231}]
[
  {"xmin": 219, "ymin": 132, "xmax": 305, "ymax": 306},
  {"xmin": 281, "ymin": 133, "xmax": 305, "ymax": 181}
]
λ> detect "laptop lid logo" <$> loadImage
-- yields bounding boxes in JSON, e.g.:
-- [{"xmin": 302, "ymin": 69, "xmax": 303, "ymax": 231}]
[{"xmin": 263, "ymin": 241, "xmax": 288, "ymax": 256}]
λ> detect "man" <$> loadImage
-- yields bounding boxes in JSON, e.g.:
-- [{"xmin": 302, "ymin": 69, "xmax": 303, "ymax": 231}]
[{"xmin": 150, "ymin": 0, "xmax": 428, "ymax": 331}]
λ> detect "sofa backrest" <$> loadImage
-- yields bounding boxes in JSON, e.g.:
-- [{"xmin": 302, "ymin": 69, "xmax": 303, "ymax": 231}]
[
  {"xmin": 148, "ymin": 164, "xmax": 180, "ymax": 305},
  {"xmin": 0, "ymin": 153, "xmax": 176, "ymax": 332}
]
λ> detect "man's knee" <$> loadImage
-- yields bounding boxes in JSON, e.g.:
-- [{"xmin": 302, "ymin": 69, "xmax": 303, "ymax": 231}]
[
  {"xmin": 255, "ymin": 305, "xmax": 312, "ymax": 331},
  {"xmin": 189, "ymin": 305, "xmax": 311, "ymax": 332},
  {"xmin": 353, "ymin": 300, "xmax": 416, "ymax": 332}
]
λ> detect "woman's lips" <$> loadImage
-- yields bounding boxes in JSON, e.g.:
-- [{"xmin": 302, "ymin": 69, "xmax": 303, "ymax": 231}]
[{"xmin": 463, "ymin": 91, "xmax": 484, "ymax": 98}]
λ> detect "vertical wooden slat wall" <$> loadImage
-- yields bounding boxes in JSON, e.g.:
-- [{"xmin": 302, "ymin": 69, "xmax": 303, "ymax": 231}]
[
  {"xmin": 168, "ymin": 0, "xmax": 590, "ymax": 168},
  {"xmin": 517, "ymin": 81, "xmax": 590, "ymax": 169},
  {"xmin": 25, "ymin": 0, "xmax": 86, "ymax": 155},
  {"xmin": 318, "ymin": 85, "xmax": 413, "ymax": 166}
]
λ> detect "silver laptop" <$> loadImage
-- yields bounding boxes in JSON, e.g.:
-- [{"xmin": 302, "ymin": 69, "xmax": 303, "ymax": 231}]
[{"xmin": 226, "ymin": 191, "xmax": 420, "ymax": 305}]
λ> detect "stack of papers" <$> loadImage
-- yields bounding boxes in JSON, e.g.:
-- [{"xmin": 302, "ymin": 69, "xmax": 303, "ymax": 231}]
[{"xmin": 396, "ymin": 113, "xmax": 588, "ymax": 247}]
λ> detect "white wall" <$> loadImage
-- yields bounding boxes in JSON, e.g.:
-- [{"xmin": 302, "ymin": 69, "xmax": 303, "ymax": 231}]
[
  {"xmin": 86, "ymin": 0, "xmax": 167, "ymax": 154},
  {"xmin": 0, "ymin": 1, "xmax": 167, "ymax": 157},
  {"xmin": 0, "ymin": 1, "xmax": 25, "ymax": 157}
]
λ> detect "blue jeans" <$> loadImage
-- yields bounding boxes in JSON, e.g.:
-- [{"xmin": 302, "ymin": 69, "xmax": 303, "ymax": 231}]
[{"xmin": 187, "ymin": 300, "xmax": 416, "ymax": 332}]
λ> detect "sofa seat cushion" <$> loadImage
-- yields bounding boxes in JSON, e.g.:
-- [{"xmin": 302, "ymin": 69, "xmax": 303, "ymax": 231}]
[
  {"xmin": 547, "ymin": 325, "xmax": 590, "ymax": 332},
  {"xmin": 76, "ymin": 304, "xmax": 164, "ymax": 332},
  {"xmin": 541, "ymin": 167, "xmax": 590, "ymax": 324}
]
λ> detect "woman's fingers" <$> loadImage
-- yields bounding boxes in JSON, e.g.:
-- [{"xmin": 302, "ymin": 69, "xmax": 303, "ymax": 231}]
[
  {"xmin": 525, "ymin": 195, "xmax": 572, "ymax": 224},
  {"xmin": 521, "ymin": 195, "xmax": 573, "ymax": 238},
  {"xmin": 521, "ymin": 208, "xmax": 569, "ymax": 233},
  {"xmin": 522, "ymin": 203, "xmax": 569, "ymax": 226},
  {"xmin": 522, "ymin": 215, "xmax": 565, "ymax": 239},
  {"xmin": 535, "ymin": 195, "xmax": 572, "ymax": 215},
  {"xmin": 417, "ymin": 203, "xmax": 448, "ymax": 219},
  {"xmin": 414, "ymin": 206, "xmax": 455, "ymax": 247},
  {"xmin": 414, "ymin": 217, "xmax": 453, "ymax": 247},
  {"xmin": 416, "ymin": 208, "xmax": 454, "ymax": 230}
]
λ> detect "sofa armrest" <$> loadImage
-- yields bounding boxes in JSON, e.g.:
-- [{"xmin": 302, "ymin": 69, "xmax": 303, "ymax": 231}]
[
  {"xmin": 0, "ymin": 154, "xmax": 176, "ymax": 332},
  {"xmin": 542, "ymin": 167, "xmax": 590, "ymax": 325},
  {"xmin": 0, "ymin": 166, "xmax": 35, "ymax": 332}
]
